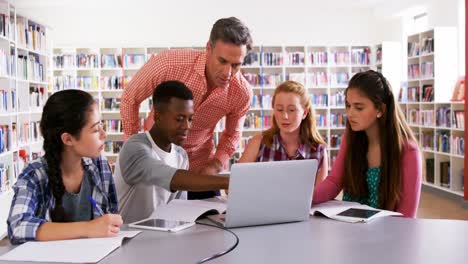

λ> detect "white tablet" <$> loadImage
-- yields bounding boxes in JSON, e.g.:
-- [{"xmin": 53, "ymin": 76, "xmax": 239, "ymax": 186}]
[{"xmin": 129, "ymin": 218, "xmax": 195, "ymax": 232}]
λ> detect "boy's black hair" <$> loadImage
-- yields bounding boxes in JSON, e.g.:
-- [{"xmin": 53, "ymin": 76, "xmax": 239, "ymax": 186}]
[{"xmin": 152, "ymin": 81, "xmax": 194, "ymax": 111}]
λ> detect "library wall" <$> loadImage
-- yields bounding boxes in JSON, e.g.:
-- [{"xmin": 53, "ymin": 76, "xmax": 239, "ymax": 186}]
[{"xmin": 18, "ymin": 1, "xmax": 383, "ymax": 47}]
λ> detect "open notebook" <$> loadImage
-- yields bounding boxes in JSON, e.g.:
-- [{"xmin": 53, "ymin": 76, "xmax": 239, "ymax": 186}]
[
  {"xmin": 148, "ymin": 199, "xmax": 227, "ymax": 222},
  {"xmin": 0, "ymin": 231, "xmax": 141, "ymax": 263},
  {"xmin": 310, "ymin": 200, "xmax": 402, "ymax": 223}
]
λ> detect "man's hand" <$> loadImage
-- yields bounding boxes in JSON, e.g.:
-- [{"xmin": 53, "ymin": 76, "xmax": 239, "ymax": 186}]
[{"xmin": 198, "ymin": 159, "xmax": 223, "ymax": 175}]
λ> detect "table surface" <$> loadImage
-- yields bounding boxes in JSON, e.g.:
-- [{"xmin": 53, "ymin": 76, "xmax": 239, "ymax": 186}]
[{"xmin": 1, "ymin": 216, "xmax": 467, "ymax": 264}]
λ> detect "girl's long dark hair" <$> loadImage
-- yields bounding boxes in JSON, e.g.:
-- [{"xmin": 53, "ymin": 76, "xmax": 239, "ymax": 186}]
[
  {"xmin": 40, "ymin": 89, "xmax": 95, "ymax": 222},
  {"xmin": 343, "ymin": 70, "xmax": 418, "ymax": 210}
]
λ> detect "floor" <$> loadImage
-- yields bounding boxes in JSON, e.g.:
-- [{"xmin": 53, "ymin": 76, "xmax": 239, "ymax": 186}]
[{"xmin": 417, "ymin": 190, "xmax": 468, "ymax": 220}]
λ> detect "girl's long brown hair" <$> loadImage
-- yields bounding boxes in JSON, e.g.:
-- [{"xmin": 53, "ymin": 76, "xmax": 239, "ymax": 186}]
[
  {"xmin": 262, "ymin": 80, "xmax": 325, "ymax": 147},
  {"xmin": 343, "ymin": 70, "xmax": 418, "ymax": 210}
]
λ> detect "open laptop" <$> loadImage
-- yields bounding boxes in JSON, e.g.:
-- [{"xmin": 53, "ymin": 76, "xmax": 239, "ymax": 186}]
[{"xmin": 208, "ymin": 159, "xmax": 318, "ymax": 228}]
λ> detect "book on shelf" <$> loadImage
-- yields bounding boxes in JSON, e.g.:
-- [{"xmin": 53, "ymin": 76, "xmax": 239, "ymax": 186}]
[
  {"xmin": 451, "ymin": 136, "xmax": 465, "ymax": 156},
  {"xmin": 425, "ymin": 158, "xmax": 435, "ymax": 183},
  {"xmin": 310, "ymin": 51, "xmax": 328, "ymax": 65},
  {"xmin": 440, "ymin": 161, "xmax": 450, "ymax": 188},
  {"xmin": 243, "ymin": 51, "xmax": 260, "ymax": 66},
  {"xmin": 435, "ymin": 107, "xmax": 450, "ymax": 127},
  {"xmin": 422, "ymin": 84, "xmax": 433, "ymax": 102},
  {"xmin": 101, "ymin": 54, "xmax": 122, "ymax": 68},
  {"xmin": 420, "ymin": 37, "xmax": 434, "ymax": 55},
  {"xmin": 408, "ymin": 42, "xmax": 420, "ymax": 57},
  {"xmin": 261, "ymin": 52, "xmax": 284, "ymax": 66},
  {"xmin": 436, "ymin": 131, "xmax": 450, "ymax": 153}
]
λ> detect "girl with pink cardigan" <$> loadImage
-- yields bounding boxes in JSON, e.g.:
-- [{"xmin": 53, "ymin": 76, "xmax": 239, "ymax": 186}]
[{"xmin": 313, "ymin": 70, "xmax": 422, "ymax": 218}]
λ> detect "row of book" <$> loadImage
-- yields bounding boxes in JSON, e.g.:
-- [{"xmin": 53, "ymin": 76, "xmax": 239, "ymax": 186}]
[
  {"xmin": 315, "ymin": 113, "xmax": 347, "ymax": 128},
  {"xmin": 452, "ymin": 136, "xmax": 464, "ymax": 156},
  {"xmin": 350, "ymin": 48, "xmax": 370, "ymax": 65},
  {"xmin": 0, "ymin": 89, "xmax": 9, "ymax": 112},
  {"xmin": 243, "ymin": 52, "xmax": 260, "ymax": 66},
  {"xmin": 53, "ymin": 75, "xmax": 75, "ymax": 90},
  {"xmin": 401, "ymin": 85, "xmax": 433, "ymax": 102},
  {"xmin": 17, "ymin": 54, "xmax": 44, "ymax": 82},
  {"xmin": 0, "ymin": 12, "xmax": 14, "ymax": 40},
  {"xmin": 307, "ymin": 72, "xmax": 328, "ymax": 87},
  {"xmin": 421, "ymin": 132, "xmax": 434, "ymax": 150},
  {"xmin": 262, "ymin": 52, "xmax": 284, "ymax": 66},
  {"xmin": 18, "ymin": 121, "xmax": 41, "ymax": 145},
  {"xmin": 330, "ymin": 112, "xmax": 347, "ymax": 128},
  {"xmin": 17, "ymin": 21, "xmax": 46, "ymax": 52},
  {"xmin": 54, "ymin": 53, "xmax": 149, "ymax": 69},
  {"xmin": 436, "ymin": 131, "xmax": 450, "ymax": 153},
  {"xmin": 102, "ymin": 119, "xmax": 123, "ymax": 133},
  {"xmin": 408, "ymin": 42, "xmax": 420, "ymax": 57},
  {"xmin": 28, "ymin": 86, "xmax": 46, "ymax": 110},
  {"xmin": 330, "ymin": 133, "xmax": 342, "ymax": 148},
  {"xmin": 77, "ymin": 54, "xmax": 99, "ymax": 68},
  {"xmin": 375, "ymin": 46, "xmax": 382, "ymax": 64},
  {"xmin": 101, "ymin": 97, "xmax": 153, "ymax": 112},
  {"xmin": 408, "ymin": 64, "xmax": 420, "ymax": 80},
  {"xmin": 311, "ymin": 94, "xmax": 328, "ymax": 107},
  {"xmin": 104, "ymin": 140, "xmax": 123, "ymax": 154},
  {"xmin": 0, "ymin": 124, "xmax": 12, "ymax": 153},
  {"xmin": 399, "ymin": 86, "xmax": 420, "ymax": 102},
  {"xmin": 0, "ymin": 123, "xmax": 31, "ymax": 152},
  {"xmin": 123, "ymin": 54, "xmax": 145, "ymax": 68},
  {"xmin": 435, "ymin": 107, "xmax": 451, "ymax": 127},
  {"xmin": 53, "ymin": 75, "xmax": 129, "ymax": 91},
  {"xmin": 101, "ymin": 76, "xmax": 124, "ymax": 90},
  {"xmin": 251, "ymin": 94, "xmax": 272, "ymax": 109},
  {"xmin": 243, "ymin": 113, "xmax": 272, "ymax": 130},
  {"xmin": 329, "ymin": 72, "xmax": 349, "ymax": 86},
  {"xmin": 420, "ymin": 37, "xmax": 434, "ymax": 55},
  {"xmin": 76, "ymin": 76, "xmax": 99, "ymax": 90},
  {"xmin": 328, "ymin": 51, "xmax": 350, "ymax": 65},
  {"xmin": 242, "ymin": 72, "xmax": 261, "ymax": 86},
  {"xmin": 53, "ymin": 54, "xmax": 76, "ymax": 68},
  {"xmin": 420, "ymin": 62, "xmax": 434, "ymax": 78},
  {"xmin": 287, "ymin": 52, "xmax": 305, "ymax": 65},
  {"xmin": 0, "ymin": 48, "xmax": 12, "ymax": 77},
  {"xmin": 453, "ymin": 111, "xmax": 464, "ymax": 129},
  {"xmin": 309, "ymin": 51, "xmax": 328, "ymax": 65},
  {"xmin": 421, "ymin": 85, "xmax": 434, "ymax": 102},
  {"xmin": 420, "ymin": 110, "xmax": 435, "ymax": 126},
  {"xmin": 0, "ymin": 162, "xmax": 10, "ymax": 193},
  {"xmin": 264, "ymin": 73, "xmax": 285, "ymax": 87},
  {"xmin": 329, "ymin": 91, "xmax": 345, "ymax": 107},
  {"xmin": 101, "ymin": 54, "xmax": 122, "ymax": 68}
]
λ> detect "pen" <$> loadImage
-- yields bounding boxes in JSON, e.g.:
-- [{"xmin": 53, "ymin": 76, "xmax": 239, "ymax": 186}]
[{"xmin": 88, "ymin": 195, "xmax": 105, "ymax": 216}]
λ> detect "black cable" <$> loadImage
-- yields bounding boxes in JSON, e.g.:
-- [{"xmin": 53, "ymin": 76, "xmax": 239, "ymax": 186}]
[{"xmin": 194, "ymin": 222, "xmax": 239, "ymax": 263}]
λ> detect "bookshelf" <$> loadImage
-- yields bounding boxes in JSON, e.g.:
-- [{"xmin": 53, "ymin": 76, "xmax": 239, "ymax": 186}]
[
  {"xmin": 374, "ymin": 41, "xmax": 401, "ymax": 94},
  {"xmin": 0, "ymin": 0, "xmax": 51, "ymax": 239},
  {"xmin": 53, "ymin": 45, "xmax": 372, "ymax": 170},
  {"xmin": 399, "ymin": 27, "xmax": 466, "ymax": 199},
  {"xmin": 52, "ymin": 47, "xmax": 154, "ymax": 164},
  {"xmin": 235, "ymin": 45, "xmax": 372, "ymax": 167}
]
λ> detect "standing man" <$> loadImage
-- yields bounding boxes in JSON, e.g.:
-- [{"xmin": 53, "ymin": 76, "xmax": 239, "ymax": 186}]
[{"xmin": 120, "ymin": 17, "xmax": 253, "ymax": 199}]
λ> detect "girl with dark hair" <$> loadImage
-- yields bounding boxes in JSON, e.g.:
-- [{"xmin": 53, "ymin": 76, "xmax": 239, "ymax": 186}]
[
  {"xmin": 239, "ymin": 80, "xmax": 328, "ymax": 184},
  {"xmin": 7, "ymin": 90, "xmax": 122, "ymax": 244},
  {"xmin": 313, "ymin": 70, "xmax": 422, "ymax": 218}
]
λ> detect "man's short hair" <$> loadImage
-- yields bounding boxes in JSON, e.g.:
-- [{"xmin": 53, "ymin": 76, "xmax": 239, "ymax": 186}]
[
  {"xmin": 152, "ymin": 81, "xmax": 194, "ymax": 111},
  {"xmin": 209, "ymin": 17, "xmax": 252, "ymax": 52}
]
